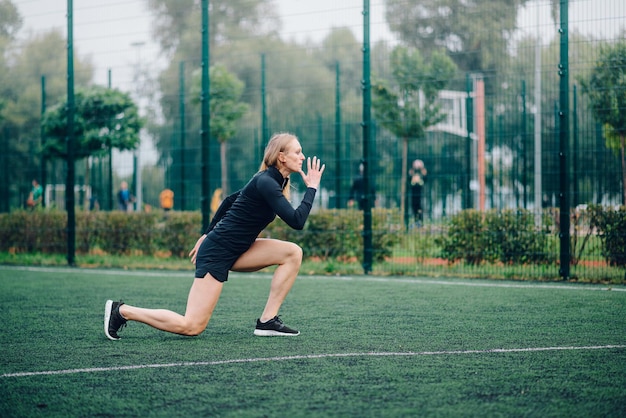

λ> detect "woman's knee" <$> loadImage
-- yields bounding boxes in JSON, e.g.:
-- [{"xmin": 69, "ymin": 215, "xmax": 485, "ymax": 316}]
[
  {"xmin": 287, "ymin": 242, "xmax": 303, "ymax": 263},
  {"xmin": 181, "ymin": 320, "xmax": 208, "ymax": 336}
]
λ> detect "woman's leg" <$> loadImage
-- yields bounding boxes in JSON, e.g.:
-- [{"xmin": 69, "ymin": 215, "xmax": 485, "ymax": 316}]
[
  {"xmin": 119, "ymin": 275, "xmax": 223, "ymax": 336},
  {"xmin": 231, "ymin": 238, "xmax": 303, "ymax": 322}
]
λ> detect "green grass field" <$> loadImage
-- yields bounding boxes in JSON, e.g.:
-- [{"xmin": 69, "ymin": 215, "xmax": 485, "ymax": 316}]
[{"xmin": 1, "ymin": 266, "xmax": 625, "ymax": 417}]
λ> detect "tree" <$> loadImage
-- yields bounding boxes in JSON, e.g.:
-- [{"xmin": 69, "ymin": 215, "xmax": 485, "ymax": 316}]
[
  {"xmin": 147, "ymin": 0, "xmax": 280, "ymax": 55},
  {"xmin": 0, "ymin": 0, "xmax": 21, "ymax": 39},
  {"xmin": 580, "ymin": 41, "xmax": 626, "ymax": 205},
  {"xmin": 0, "ymin": 27, "xmax": 94, "ymax": 209},
  {"xmin": 384, "ymin": 0, "xmax": 529, "ymax": 77},
  {"xmin": 372, "ymin": 46, "xmax": 456, "ymax": 217},
  {"xmin": 192, "ymin": 64, "xmax": 248, "ymax": 195},
  {"xmin": 42, "ymin": 86, "xmax": 142, "ymax": 160}
]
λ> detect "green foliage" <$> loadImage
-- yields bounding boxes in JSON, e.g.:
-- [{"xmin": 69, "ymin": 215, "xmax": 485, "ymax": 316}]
[
  {"xmin": 580, "ymin": 42, "xmax": 626, "ymax": 141},
  {"xmin": 484, "ymin": 209, "xmax": 551, "ymax": 264},
  {"xmin": 96, "ymin": 212, "xmax": 160, "ymax": 256},
  {"xmin": 161, "ymin": 211, "xmax": 203, "ymax": 257},
  {"xmin": 0, "ymin": 0, "xmax": 22, "ymax": 39},
  {"xmin": 265, "ymin": 208, "xmax": 402, "ymax": 263},
  {"xmin": 192, "ymin": 64, "xmax": 248, "ymax": 144},
  {"xmin": 0, "ymin": 210, "xmax": 66, "ymax": 253},
  {"xmin": 385, "ymin": 0, "xmax": 530, "ymax": 74},
  {"xmin": 373, "ymin": 47, "xmax": 456, "ymax": 140},
  {"xmin": 588, "ymin": 205, "xmax": 626, "ymax": 268},
  {"xmin": 0, "ymin": 28, "xmax": 93, "ymax": 199},
  {"xmin": 435, "ymin": 209, "xmax": 551, "ymax": 265},
  {"xmin": 41, "ymin": 86, "xmax": 143, "ymax": 160},
  {"xmin": 435, "ymin": 210, "xmax": 487, "ymax": 265}
]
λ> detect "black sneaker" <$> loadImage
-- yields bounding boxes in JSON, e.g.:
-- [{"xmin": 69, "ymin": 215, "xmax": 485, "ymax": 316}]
[
  {"xmin": 104, "ymin": 300, "xmax": 127, "ymax": 340},
  {"xmin": 254, "ymin": 316, "xmax": 300, "ymax": 336}
]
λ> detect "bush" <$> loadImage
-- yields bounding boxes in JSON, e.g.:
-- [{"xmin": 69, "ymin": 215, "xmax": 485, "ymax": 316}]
[
  {"xmin": 435, "ymin": 209, "xmax": 551, "ymax": 265},
  {"xmin": 161, "ymin": 212, "xmax": 203, "ymax": 257},
  {"xmin": 484, "ymin": 209, "xmax": 550, "ymax": 264},
  {"xmin": 588, "ymin": 205, "xmax": 626, "ymax": 268},
  {"xmin": 265, "ymin": 208, "xmax": 402, "ymax": 262},
  {"xmin": 0, "ymin": 210, "xmax": 66, "ymax": 254}
]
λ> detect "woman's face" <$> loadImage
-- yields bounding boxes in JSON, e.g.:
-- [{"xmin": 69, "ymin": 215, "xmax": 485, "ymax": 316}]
[{"xmin": 279, "ymin": 139, "xmax": 306, "ymax": 174}]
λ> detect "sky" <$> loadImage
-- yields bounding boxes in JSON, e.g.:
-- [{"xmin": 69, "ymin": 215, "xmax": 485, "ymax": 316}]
[{"xmin": 11, "ymin": 0, "xmax": 625, "ymax": 173}]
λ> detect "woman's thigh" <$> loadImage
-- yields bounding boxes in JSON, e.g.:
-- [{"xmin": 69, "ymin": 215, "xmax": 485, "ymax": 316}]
[
  {"xmin": 184, "ymin": 276, "xmax": 223, "ymax": 326},
  {"xmin": 231, "ymin": 238, "xmax": 302, "ymax": 272}
]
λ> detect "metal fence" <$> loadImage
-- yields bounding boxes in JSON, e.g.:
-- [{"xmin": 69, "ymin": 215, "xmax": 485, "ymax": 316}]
[{"xmin": 2, "ymin": 0, "xmax": 625, "ymax": 280}]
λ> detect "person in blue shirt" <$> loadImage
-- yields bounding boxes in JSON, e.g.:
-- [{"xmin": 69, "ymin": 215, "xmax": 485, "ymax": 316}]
[
  {"xmin": 117, "ymin": 181, "xmax": 131, "ymax": 211},
  {"xmin": 105, "ymin": 133, "xmax": 325, "ymax": 339}
]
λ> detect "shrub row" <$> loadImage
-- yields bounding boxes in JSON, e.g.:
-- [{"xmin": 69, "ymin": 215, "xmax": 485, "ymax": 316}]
[
  {"xmin": 0, "ymin": 208, "xmax": 400, "ymax": 262},
  {"xmin": 1, "ymin": 206, "xmax": 623, "ymax": 269},
  {"xmin": 434, "ymin": 209, "xmax": 552, "ymax": 265},
  {"xmin": 263, "ymin": 208, "xmax": 402, "ymax": 262},
  {"xmin": 587, "ymin": 204, "xmax": 626, "ymax": 268},
  {"xmin": 434, "ymin": 206, "xmax": 626, "ymax": 269},
  {"xmin": 0, "ymin": 210, "xmax": 202, "ymax": 257}
]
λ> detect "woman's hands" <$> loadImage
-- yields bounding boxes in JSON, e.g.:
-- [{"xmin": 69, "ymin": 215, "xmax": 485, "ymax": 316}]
[
  {"xmin": 189, "ymin": 234, "xmax": 206, "ymax": 265},
  {"xmin": 299, "ymin": 156, "xmax": 325, "ymax": 190}
]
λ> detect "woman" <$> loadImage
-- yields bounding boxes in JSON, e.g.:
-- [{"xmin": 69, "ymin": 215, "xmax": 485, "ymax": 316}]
[{"xmin": 105, "ymin": 133, "xmax": 325, "ymax": 339}]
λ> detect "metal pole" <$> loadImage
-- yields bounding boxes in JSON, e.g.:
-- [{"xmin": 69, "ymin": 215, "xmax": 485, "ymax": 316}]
[
  {"xmin": 521, "ymin": 80, "xmax": 528, "ymax": 208},
  {"xmin": 130, "ymin": 41, "xmax": 145, "ymax": 212},
  {"xmin": 362, "ymin": 0, "xmax": 373, "ymax": 274},
  {"xmin": 558, "ymin": 0, "xmax": 570, "ymax": 279},
  {"xmin": 40, "ymin": 76, "xmax": 47, "ymax": 208},
  {"xmin": 66, "ymin": 0, "xmax": 76, "ymax": 266},
  {"xmin": 572, "ymin": 85, "xmax": 578, "ymax": 207},
  {"xmin": 107, "ymin": 69, "xmax": 113, "ymax": 210},
  {"xmin": 261, "ymin": 53, "xmax": 267, "ymax": 152},
  {"xmin": 465, "ymin": 74, "xmax": 474, "ymax": 209},
  {"xmin": 179, "ymin": 61, "xmax": 186, "ymax": 211},
  {"xmin": 335, "ymin": 61, "xmax": 342, "ymax": 209},
  {"xmin": 201, "ymin": 0, "xmax": 211, "ymax": 231},
  {"xmin": 534, "ymin": 6, "xmax": 543, "ymax": 226}
]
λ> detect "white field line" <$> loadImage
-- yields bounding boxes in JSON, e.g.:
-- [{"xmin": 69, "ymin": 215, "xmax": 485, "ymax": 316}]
[
  {"xmin": 2, "ymin": 265, "xmax": 625, "ymax": 292},
  {"xmin": 2, "ymin": 345, "xmax": 624, "ymax": 378}
]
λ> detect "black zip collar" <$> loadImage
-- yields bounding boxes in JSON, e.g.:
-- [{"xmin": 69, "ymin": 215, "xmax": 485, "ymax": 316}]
[{"xmin": 267, "ymin": 166, "xmax": 288, "ymax": 190}]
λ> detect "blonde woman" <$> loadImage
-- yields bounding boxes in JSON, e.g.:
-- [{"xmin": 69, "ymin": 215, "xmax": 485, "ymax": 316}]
[{"xmin": 105, "ymin": 133, "xmax": 325, "ymax": 339}]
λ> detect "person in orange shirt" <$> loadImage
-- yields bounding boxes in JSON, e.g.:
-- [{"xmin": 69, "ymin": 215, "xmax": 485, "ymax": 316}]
[{"xmin": 159, "ymin": 188, "xmax": 174, "ymax": 212}]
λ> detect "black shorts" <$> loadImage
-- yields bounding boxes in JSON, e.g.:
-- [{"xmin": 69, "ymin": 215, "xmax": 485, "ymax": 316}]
[{"xmin": 194, "ymin": 235, "xmax": 240, "ymax": 282}]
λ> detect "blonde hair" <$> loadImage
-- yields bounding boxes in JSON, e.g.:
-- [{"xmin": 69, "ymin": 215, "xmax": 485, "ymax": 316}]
[{"xmin": 259, "ymin": 132, "xmax": 297, "ymax": 199}]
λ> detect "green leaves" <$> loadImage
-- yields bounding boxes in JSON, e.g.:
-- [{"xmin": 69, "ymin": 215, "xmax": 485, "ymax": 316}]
[
  {"xmin": 192, "ymin": 64, "xmax": 248, "ymax": 143},
  {"xmin": 373, "ymin": 46, "xmax": 456, "ymax": 140},
  {"xmin": 581, "ymin": 42, "xmax": 626, "ymax": 138},
  {"xmin": 41, "ymin": 86, "xmax": 143, "ymax": 160}
]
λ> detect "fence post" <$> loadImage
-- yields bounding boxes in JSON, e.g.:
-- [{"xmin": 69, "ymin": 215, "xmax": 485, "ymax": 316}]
[
  {"xmin": 201, "ymin": 0, "xmax": 211, "ymax": 231},
  {"xmin": 361, "ymin": 0, "xmax": 373, "ymax": 274},
  {"xmin": 65, "ymin": 0, "xmax": 76, "ymax": 266},
  {"xmin": 558, "ymin": 0, "xmax": 571, "ymax": 279}
]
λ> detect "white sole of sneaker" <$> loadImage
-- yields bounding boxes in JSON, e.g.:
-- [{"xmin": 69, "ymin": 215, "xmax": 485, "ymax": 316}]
[
  {"xmin": 254, "ymin": 329, "xmax": 300, "ymax": 336},
  {"xmin": 104, "ymin": 300, "xmax": 120, "ymax": 341}
]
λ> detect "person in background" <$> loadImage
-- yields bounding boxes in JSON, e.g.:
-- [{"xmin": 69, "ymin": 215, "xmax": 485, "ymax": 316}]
[
  {"xmin": 26, "ymin": 179, "xmax": 43, "ymax": 208},
  {"xmin": 105, "ymin": 132, "xmax": 325, "ymax": 340},
  {"xmin": 408, "ymin": 159, "xmax": 427, "ymax": 226},
  {"xmin": 348, "ymin": 162, "xmax": 374, "ymax": 210},
  {"xmin": 117, "ymin": 181, "xmax": 132, "ymax": 212},
  {"xmin": 159, "ymin": 188, "xmax": 174, "ymax": 212}
]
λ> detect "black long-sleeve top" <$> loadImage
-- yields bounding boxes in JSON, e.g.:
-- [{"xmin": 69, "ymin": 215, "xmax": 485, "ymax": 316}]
[{"xmin": 204, "ymin": 166, "xmax": 316, "ymax": 253}]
